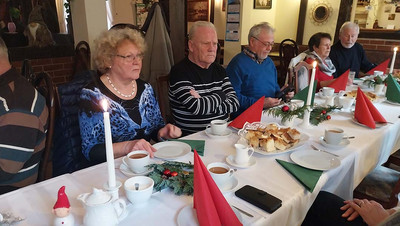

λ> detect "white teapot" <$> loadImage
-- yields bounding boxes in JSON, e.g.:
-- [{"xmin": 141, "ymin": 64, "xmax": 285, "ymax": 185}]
[{"xmin": 78, "ymin": 188, "xmax": 126, "ymax": 226}]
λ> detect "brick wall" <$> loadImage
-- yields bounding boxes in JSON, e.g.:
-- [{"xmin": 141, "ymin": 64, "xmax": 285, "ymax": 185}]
[
  {"xmin": 11, "ymin": 56, "xmax": 75, "ymax": 85},
  {"xmin": 358, "ymin": 38, "xmax": 400, "ymax": 70}
]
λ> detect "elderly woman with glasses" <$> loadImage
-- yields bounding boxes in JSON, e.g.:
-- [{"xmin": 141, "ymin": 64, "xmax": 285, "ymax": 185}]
[{"xmin": 78, "ymin": 28, "xmax": 181, "ymax": 165}]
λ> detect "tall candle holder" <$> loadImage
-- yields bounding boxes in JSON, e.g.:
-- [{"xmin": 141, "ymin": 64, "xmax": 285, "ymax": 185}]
[{"xmin": 299, "ymin": 61, "xmax": 317, "ymax": 129}]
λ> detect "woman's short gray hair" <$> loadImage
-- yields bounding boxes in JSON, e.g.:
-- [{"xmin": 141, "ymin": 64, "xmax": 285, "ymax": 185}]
[
  {"xmin": 188, "ymin": 21, "xmax": 216, "ymax": 40},
  {"xmin": 339, "ymin": 22, "xmax": 359, "ymax": 34},
  {"xmin": 248, "ymin": 22, "xmax": 275, "ymax": 43},
  {"xmin": 94, "ymin": 27, "xmax": 146, "ymax": 73}
]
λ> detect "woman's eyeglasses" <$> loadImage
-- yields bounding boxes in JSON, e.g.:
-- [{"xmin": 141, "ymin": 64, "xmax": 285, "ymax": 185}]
[{"xmin": 115, "ymin": 53, "xmax": 144, "ymax": 63}]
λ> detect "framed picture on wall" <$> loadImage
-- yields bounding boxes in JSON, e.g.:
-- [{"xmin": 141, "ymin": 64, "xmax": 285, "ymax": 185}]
[
  {"xmin": 254, "ymin": 0, "xmax": 272, "ymax": 9},
  {"xmin": 187, "ymin": 0, "xmax": 209, "ymax": 22},
  {"xmin": 396, "ymin": 6, "xmax": 400, "ymax": 13}
]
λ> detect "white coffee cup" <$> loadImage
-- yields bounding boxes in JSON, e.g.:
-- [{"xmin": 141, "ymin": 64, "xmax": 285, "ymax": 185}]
[
  {"xmin": 124, "ymin": 176, "xmax": 154, "ymax": 205},
  {"xmin": 122, "ymin": 150, "xmax": 150, "ymax": 173},
  {"xmin": 207, "ymin": 162, "xmax": 234, "ymax": 189},
  {"xmin": 319, "ymin": 87, "xmax": 335, "ymax": 97},
  {"xmin": 374, "ymin": 71, "xmax": 384, "ymax": 77},
  {"xmin": 207, "ymin": 119, "xmax": 227, "ymax": 135},
  {"xmin": 234, "ymin": 144, "xmax": 254, "ymax": 165},
  {"xmin": 339, "ymin": 96, "xmax": 355, "ymax": 110},
  {"xmin": 324, "ymin": 128, "xmax": 344, "ymax": 145}
]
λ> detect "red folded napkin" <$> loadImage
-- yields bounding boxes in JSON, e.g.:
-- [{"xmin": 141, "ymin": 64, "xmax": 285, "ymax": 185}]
[
  {"xmin": 354, "ymin": 87, "xmax": 386, "ymax": 129},
  {"xmin": 328, "ymin": 69, "xmax": 349, "ymax": 92},
  {"xmin": 366, "ymin": 58, "xmax": 390, "ymax": 75},
  {"xmin": 193, "ymin": 150, "xmax": 242, "ymax": 226},
  {"xmin": 229, "ymin": 96, "xmax": 264, "ymax": 129}
]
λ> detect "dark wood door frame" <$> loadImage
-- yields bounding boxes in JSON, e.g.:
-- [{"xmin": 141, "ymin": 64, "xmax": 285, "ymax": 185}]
[{"xmin": 296, "ymin": 0, "xmax": 353, "ymax": 44}]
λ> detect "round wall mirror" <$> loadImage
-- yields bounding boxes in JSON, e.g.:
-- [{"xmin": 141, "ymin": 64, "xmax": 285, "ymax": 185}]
[{"xmin": 312, "ymin": 3, "xmax": 330, "ymax": 24}]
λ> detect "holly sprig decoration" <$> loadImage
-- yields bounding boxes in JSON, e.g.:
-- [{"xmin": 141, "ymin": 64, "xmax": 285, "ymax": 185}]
[
  {"xmin": 363, "ymin": 75, "xmax": 385, "ymax": 88},
  {"xmin": 147, "ymin": 161, "xmax": 194, "ymax": 196},
  {"xmin": 307, "ymin": 106, "xmax": 340, "ymax": 126},
  {"xmin": 265, "ymin": 104, "xmax": 307, "ymax": 123}
]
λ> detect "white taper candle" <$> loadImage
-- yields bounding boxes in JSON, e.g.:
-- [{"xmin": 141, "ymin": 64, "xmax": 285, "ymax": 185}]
[
  {"xmin": 389, "ymin": 47, "xmax": 398, "ymax": 74},
  {"xmin": 305, "ymin": 61, "xmax": 317, "ymax": 106},
  {"xmin": 101, "ymin": 99, "xmax": 116, "ymax": 188}
]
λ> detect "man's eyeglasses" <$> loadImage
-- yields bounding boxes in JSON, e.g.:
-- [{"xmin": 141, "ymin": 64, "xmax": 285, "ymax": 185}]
[
  {"xmin": 252, "ymin": 36, "xmax": 274, "ymax": 48},
  {"xmin": 115, "ymin": 53, "xmax": 144, "ymax": 63}
]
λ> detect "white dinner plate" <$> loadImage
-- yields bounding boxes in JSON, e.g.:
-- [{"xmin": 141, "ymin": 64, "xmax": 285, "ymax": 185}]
[
  {"xmin": 290, "ymin": 149, "xmax": 341, "ymax": 171},
  {"xmin": 225, "ymin": 155, "xmax": 256, "ymax": 169},
  {"xmin": 177, "ymin": 204, "xmax": 242, "ymax": 226},
  {"xmin": 205, "ymin": 128, "xmax": 232, "ymax": 139},
  {"xmin": 237, "ymin": 122, "xmax": 310, "ymax": 156},
  {"xmin": 319, "ymin": 136, "xmax": 350, "ymax": 149},
  {"xmin": 236, "ymin": 133, "xmax": 309, "ymax": 156},
  {"xmin": 119, "ymin": 161, "xmax": 154, "ymax": 177},
  {"xmin": 384, "ymin": 99, "xmax": 400, "ymax": 106},
  {"xmin": 351, "ymin": 116, "xmax": 387, "ymax": 128},
  {"xmin": 153, "ymin": 141, "xmax": 191, "ymax": 160}
]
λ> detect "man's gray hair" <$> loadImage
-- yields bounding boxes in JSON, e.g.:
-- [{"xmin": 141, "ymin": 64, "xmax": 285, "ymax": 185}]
[
  {"xmin": 188, "ymin": 21, "xmax": 216, "ymax": 40},
  {"xmin": 248, "ymin": 22, "xmax": 275, "ymax": 43},
  {"xmin": 339, "ymin": 22, "xmax": 359, "ymax": 34},
  {"xmin": 0, "ymin": 37, "xmax": 8, "ymax": 58}
]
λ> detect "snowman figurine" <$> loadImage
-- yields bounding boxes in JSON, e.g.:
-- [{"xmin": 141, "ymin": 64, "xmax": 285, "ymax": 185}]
[{"xmin": 53, "ymin": 186, "xmax": 74, "ymax": 226}]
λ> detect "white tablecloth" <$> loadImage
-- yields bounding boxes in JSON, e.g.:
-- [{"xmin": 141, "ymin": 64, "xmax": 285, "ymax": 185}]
[{"xmin": 1, "ymin": 99, "xmax": 399, "ymax": 226}]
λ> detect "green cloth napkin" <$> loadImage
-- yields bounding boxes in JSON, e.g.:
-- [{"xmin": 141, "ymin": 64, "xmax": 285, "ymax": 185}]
[
  {"xmin": 292, "ymin": 82, "xmax": 317, "ymax": 106},
  {"xmin": 276, "ymin": 159, "xmax": 322, "ymax": 192},
  {"xmin": 386, "ymin": 74, "xmax": 400, "ymax": 103},
  {"xmin": 169, "ymin": 139, "xmax": 205, "ymax": 156}
]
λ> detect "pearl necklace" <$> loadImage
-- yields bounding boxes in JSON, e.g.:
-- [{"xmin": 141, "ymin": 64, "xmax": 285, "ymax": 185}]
[{"xmin": 106, "ymin": 74, "xmax": 135, "ymax": 98}]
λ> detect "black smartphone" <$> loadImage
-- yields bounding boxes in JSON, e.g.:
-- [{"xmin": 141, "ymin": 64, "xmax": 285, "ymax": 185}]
[
  {"xmin": 235, "ymin": 185, "xmax": 282, "ymax": 213},
  {"xmin": 275, "ymin": 85, "xmax": 295, "ymax": 102}
]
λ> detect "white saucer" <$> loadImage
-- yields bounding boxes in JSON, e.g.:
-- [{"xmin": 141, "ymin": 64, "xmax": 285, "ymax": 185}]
[
  {"xmin": 219, "ymin": 175, "xmax": 239, "ymax": 193},
  {"xmin": 119, "ymin": 162, "xmax": 154, "ymax": 177},
  {"xmin": 205, "ymin": 128, "xmax": 232, "ymax": 139},
  {"xmin": 319, "ymin": 136, "xmax": 350, "ymax": 149},
  {"xmin": 225, "ymin": 155, "xmax": 257, "ymax": 168}
]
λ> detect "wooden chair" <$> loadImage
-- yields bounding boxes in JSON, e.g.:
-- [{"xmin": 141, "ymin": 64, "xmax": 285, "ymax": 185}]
[
  {"xmin": 279, "ymin": 39, "xmax": 298, "ymax": 87},
  {"xmin": 21, "ymin": 59, "xmax": 35, "ymax": 83},
  {"xmin": 156, "ymin": 74, "xmax": 173, "ymax": 123},
  {"xmin": 354, "ymin": 165, "xmax": 400, "ymax": 209},
  {"xmin": 32, "ymin": 72, "xmax": 57, "ymax": 182},
  {"xmin": 73, "ymin": 41, "xmax": 91, "ymax": 76},
  {"xmin": 288, "ymin": 60, "xmax": 312, "ymax": 93}
]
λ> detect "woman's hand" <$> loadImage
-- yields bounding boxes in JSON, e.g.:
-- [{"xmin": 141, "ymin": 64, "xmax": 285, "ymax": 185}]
[
  {"xmin": 122, "ymin": 139, "xmax": 157, "ymax": 158},
  {"xmin": 158, "ymin": 124, "xmax": 182, "ymax": 141},
  {"xmin": 341, "ymin": 199, "xmax": 392, "ymax": 225}
]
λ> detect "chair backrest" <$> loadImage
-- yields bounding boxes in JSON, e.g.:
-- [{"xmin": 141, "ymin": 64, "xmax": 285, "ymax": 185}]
[
  {"xmin": 31, "ymin": 72, "xmax": 57, "ymax": 182},
  {"xmin": 290, "ymin": 61, "xmax": 312, "ymax": 93},
  {"xmin": 21, "ymin": 59, "xmax": 35, "ymax": 83},
  {"xmin": 279, "ymin": 39, "xmax": 298, "ymax": 86},
  {"xmin": 73, "ymin": 41, "xmax": 91, "ymax": 77},
  {"xmin": 156, "ymin": 74, "xmax": 173, "ymax": 123}
]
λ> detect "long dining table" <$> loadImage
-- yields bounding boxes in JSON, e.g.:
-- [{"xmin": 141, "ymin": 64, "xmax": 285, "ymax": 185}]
[{"xmin": 1, "ymin": 91, "xmax": 400, "ymax": 226}]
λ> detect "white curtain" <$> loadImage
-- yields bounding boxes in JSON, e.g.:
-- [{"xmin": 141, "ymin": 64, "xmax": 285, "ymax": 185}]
[
  {"xmin": 106, "ymin": 0, "xmax": 114, "ymax": 29},
  {"xmin": 55, "ymin": 0, "xmax": 67, "ymax": 33}
]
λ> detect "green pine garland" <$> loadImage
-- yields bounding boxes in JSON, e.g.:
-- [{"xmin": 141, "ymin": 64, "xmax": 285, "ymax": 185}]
[
  {"xmin": 147, "ymin": 161, "xmax": 194, "ymax": 196},
  {"xmin": 265, "ymin": 105, "xmax": 307, "ymax": 123},
  {"xmin": 266, "ymin": 105, "xmax": 340, "ymax": 126}
]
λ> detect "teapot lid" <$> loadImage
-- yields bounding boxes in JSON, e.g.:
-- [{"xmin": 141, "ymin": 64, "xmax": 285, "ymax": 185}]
[{"xmin": 85, "ymin": 188, "xmax": 111, "ymax": 205}]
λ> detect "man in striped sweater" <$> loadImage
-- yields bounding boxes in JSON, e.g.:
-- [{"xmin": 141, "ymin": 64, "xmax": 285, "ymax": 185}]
[
  {"xmin": 0, "ymin": 37, "xmax": 48, "ymax": 194},
  {"xmin": 169, "ymin": 21, "xmax": 239, "ymax": 135}
]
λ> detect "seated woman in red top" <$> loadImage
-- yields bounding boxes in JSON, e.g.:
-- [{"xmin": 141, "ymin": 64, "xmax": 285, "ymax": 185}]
[{"xmin": 305, "ymin": 32, "xmax": 336, "ymax": 90}]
